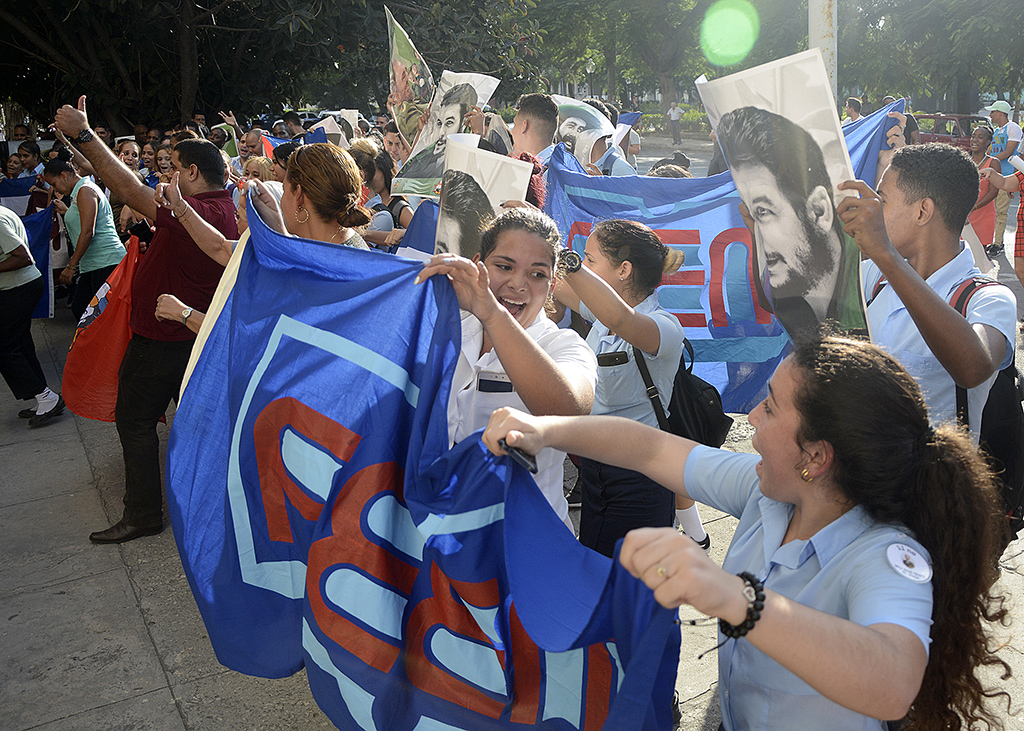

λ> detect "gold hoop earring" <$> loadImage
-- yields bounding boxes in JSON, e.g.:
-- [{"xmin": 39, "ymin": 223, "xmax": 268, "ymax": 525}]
[
  {"xmin": 800, "ymin": 468, "xmax": 813, "ymax": 482},
  {"xmin": 295, "ymin": 206, "xmax": 309, "ymax": 224}
]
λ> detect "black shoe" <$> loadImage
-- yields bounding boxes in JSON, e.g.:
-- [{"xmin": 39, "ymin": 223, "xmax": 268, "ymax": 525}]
[
  {"xmin": 18, "ymin": 407, "xmax": 35, "ymax": 419},
  {"xmin": 89, "ymin": 519, "xmax": 164, "ymax": 544},
  {"xmin": 986, "ymin": 244, "xmax": 1004, "ymax": 259},
  {"xmin": 565, "ymin": 479, "xmax": 583, "ymax": 508},
  {"xmin": 695, "ymin": 534, "xmax": 711, "ymax": 552},
  {"xmin": 28, "ymin": 396, "xmax": 64, "ymax": 427}
]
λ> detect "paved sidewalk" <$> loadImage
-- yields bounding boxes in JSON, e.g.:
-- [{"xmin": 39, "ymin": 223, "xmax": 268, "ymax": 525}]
[
  {"xmin": 1, "ymin": 310, "xmax": 333, "ymax": 730},
  {"xmin": 3, "ymin": 207, "xmax": 1023, "ymax": 729}
]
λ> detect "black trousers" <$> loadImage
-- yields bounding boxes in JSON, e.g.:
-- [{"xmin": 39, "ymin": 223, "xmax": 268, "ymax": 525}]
[
  {"xmin": 0, "ymin": 276, "xmax": 47, "ymax": 401},
  {"xmin": 71, "ymin": 264, "xmax": 118, "ymax": 322},
  {"xmin": 114, "ymin": 334, "xmax": 193, "ymax": 527},
  {"xmin": 579, "ymin": 457, "xmax": 675, "ymax": 558}
]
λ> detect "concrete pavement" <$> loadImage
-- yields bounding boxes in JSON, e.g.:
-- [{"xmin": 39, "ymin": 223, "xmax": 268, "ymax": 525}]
[{"xmin": 3, "ymin": 196, "xmax": 1024, "ymax": 729}]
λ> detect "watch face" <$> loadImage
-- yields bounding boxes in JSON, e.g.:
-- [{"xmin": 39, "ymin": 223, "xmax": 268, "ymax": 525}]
[{"xmin": 559, "ymin": 249, "xmax": 582, "ymax": 273}]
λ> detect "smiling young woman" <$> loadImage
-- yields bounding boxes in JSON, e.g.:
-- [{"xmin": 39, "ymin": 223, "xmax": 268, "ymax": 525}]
[
  {"xmin": 483, "ymin": 334, "xmax": 1011, "ymax": 730},
  {"xmin": 417, "ymin": 208, "xmax": 596, "ymax": 528}
]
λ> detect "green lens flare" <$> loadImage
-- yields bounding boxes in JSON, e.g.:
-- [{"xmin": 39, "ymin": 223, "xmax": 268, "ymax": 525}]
[{"xmin": 701, "ymin": 0, "xmax": 760, "ymax": 67}]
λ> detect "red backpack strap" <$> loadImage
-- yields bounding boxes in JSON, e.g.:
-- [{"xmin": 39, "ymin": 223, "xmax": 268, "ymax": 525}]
[
  {"xmin": 948, "ymin": 276, "xmax": 999, "ymax": 316},
  {"xmin": 867, "ymin": 276, "xmax": 888, "ymax": 306},
  {"xmin": 949, "ymin": 276, "xmax": 1000, "ymax": 426}
]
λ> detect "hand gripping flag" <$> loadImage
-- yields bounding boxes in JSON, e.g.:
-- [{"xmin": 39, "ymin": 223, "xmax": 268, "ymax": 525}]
[
  {"xmin": 545, "ymin": 101, "xmax": 904, "ymax": 412},
  {"xmin": 167, "ymin": 206, "xmax": 679, "ymax": 730}
]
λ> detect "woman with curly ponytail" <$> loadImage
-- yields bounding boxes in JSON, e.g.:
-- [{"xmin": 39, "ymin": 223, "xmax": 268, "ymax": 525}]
[
  {"xmin": 554, "ymin": 219, "xmax": 708, "ymax": 556},
  {"xmin": 482, "ymin": 334, "xmax": 1013, "ymax": 729}
]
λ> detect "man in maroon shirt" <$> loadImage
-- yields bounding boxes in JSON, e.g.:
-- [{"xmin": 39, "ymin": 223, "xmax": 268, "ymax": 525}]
[{"xmin": 55, "ymin": 96, "xmax": 238, "ymax": 544}]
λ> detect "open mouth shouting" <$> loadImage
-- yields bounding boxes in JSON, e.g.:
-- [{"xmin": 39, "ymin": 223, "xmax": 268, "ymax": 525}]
[{"xmin": 499, "ymin": 296, "xmax": 527, "ymax": 319}]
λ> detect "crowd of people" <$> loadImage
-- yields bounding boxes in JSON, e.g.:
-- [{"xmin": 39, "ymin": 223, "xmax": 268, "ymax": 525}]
[{"xmin": 0, "ymin": 87, "xmax": 1021, "ymax": 729}]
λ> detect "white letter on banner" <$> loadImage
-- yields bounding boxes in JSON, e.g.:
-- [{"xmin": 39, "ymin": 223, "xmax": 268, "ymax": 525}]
[
  {"xmin": 542, "ymin": 648, "xmax": 585, "ymax": 725},
  {"xmin": 302, "ymin": 619, "xmax": 379, "ymax": 731},
  {"xmin": 280, "ymin": 428, "xmax": 342, "ymax": 501},
  {"xmin": 323, "ymin": 568, "xmax": 407, "ymax": 641},
  {"xmin": 428, "ymin": 626, "xmax": 508, "ymax": 696}
]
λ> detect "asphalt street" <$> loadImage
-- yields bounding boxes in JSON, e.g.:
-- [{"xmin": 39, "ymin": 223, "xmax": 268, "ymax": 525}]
[{"xmin": 2, "ymin": 143, "xmax": 1023, "ymax": 729}]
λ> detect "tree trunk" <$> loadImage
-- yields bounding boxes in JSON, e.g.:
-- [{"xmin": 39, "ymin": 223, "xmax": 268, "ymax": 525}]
[
  {"xmin": 659, "ymin": 73, "xmax": 676, "ymax": 115},
  {"xmin": 178, "ymin": 0, "xmax": 200, "ymax": 124},
  {"xmin": 954, "ymin": 74, "xmax": 972, "ymax": 114},
  {"xmin": 604, "ymin": 20, "xmax": 617, "ymax": 104}
]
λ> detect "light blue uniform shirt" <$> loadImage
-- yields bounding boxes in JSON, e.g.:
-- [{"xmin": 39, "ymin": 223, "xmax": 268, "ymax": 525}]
[
  {"xmin": 991, "ymin": 122, "xmax": 1023, "ymax": 175},
  {"xmin": 580, "ymin": 292, "xmax": 684, "ymax": 428},
  {"xmin": 863, "ymin": 244, "xmax": 1016, "ymax": 442},
  {"xmin": 683, "ymin": 446, "xmax": 933, "ymax": 731},
  {"xmin": 594, "ymin": 142, "xmax": 635, "ymax": 176}
]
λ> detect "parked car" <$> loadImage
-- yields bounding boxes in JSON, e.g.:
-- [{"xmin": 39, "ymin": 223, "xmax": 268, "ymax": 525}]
[{"xmin": 914, "ymin": 114, "xmax": 988, "ymax": 150}]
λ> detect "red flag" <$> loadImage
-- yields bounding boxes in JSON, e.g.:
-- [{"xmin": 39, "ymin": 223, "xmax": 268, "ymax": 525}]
[{"xmin": 62, "ymin": 237, "xmax": 141, "ymax": 421}]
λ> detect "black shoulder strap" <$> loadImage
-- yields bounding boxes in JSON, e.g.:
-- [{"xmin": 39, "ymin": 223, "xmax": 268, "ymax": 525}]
[
  {"xmin": 950, "ymin": 276, "xmax": 1001, "ymax": 428},
  {"xmin": 682, "ymin": 339, "xmax": 696, "ymax": 374},
  {"xmin": 632, "ymin": 346, "xmax": 670, "ymax": 432}
]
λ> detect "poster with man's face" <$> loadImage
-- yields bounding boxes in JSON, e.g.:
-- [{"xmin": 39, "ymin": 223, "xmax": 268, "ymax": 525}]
[
  {"xmin": 385, "ymin": 6, "xmax": 435, "ymax": 144},
  {"xmin": 552, "ymin": 95, "xmax": 615, "ymax": 169},
  {"xmin": 435, "ymin": 136, "xmax": 532, "ymax": 259},
  {"xmin": 696, "ymin": 49, "xmax": 869, "ymax": 342},
  {"xmin": 393, "ymin": 70, "xmax": 500, "ymax": 198}
]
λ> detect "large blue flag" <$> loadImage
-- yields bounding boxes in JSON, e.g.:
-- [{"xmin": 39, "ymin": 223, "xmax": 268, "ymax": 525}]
[
  {"xmin": 167, "ymin": 207, "xmax": 679, "ymax": 729},
  {"xmin": 545, "ymin": 101, "xmax": 903, "ymax": 412},
  {"xmin": 23, "ymin": 205, "xmax": 53, "ymax": 318}
]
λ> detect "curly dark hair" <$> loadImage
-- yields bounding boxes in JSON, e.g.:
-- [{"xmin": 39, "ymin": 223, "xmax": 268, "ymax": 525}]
[
  {"xmin": 889, "ymin": 144, "xmax": 980, "ymax": 233},
  {"xmin": 791, "ymin": 334, "xmax": 1013, "ymax": 730}
]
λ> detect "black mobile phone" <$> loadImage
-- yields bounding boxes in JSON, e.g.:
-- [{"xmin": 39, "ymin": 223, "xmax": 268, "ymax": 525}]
[
  {"xmin": 597, "ymin": 350, "xmax": 629, "ymax": 367},
  {"xmin": 498, "ymin": 438, "xmax": 538, "ymax": 474}
]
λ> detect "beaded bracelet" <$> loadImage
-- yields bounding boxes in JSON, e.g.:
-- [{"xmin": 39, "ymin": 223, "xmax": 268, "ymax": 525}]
[{"xmin": 718, "ymin": 572, "xmax": 765, "ymax": 639}]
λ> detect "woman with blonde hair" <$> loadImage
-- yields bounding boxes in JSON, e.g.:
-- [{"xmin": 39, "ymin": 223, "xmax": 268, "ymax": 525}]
[
  {"xmin": 554, "ymin": 219, "xmax": 707, "ymax": 556},
  {"xmin": 242, "ymin": 155, "xmax": 273, "ymax": 182}
]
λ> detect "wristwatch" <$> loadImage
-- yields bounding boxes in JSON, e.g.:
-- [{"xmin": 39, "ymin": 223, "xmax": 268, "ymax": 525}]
[
  {"xmin": 76, "ymin": 128, "xmax": 95, "ymax": 144},
  {"xmin": 558, "ymin": 248, "xmax": 582, "ymax": 274},
  {"xmin": 181, "ymin": 307, "xmax": 193, "ymax": 326}
]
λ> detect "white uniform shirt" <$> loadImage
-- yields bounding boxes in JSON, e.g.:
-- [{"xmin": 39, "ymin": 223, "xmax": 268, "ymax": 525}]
[
  {"xmin": 448, "ymin": 310, "xmax": 597, "ymax": 528},
  {"xmin": 863, "ymin": 244, "xmax": 1016, "ymax": 441}
]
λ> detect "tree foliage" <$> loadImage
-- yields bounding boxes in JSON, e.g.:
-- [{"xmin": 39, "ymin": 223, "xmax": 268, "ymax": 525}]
[
  {"xmin": 5, "ymin": 0, "xmax": 1024, "ymax": 133},
  {"xmin": 0, "ymin": 0, "xmax": 542, "ymax": 133}
]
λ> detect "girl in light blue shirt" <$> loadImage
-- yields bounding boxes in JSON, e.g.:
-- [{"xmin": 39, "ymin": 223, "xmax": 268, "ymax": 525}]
[
  {"xmin": 484, "ymin": 334, "xmax": 1009, "ymax": 730},
  {"xmin": 555, "ymin": 219, "xmax": 707, "ymax": 556}
]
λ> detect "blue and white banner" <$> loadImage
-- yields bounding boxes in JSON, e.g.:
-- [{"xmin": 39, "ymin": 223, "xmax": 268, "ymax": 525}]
[
  {"xmin": 545, "ymin": 101, "xmax": 903, "ymax": 412},
  {"xmin": 0, "ymin": 176, "xmax": 35, "ymax": 217},
  {"xmin": 166, "ymin": 206, "xmax": 679, "ymax": 730}
]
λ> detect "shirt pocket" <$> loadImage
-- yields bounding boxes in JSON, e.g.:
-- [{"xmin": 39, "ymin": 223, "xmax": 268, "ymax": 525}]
[{"xmin": 595, "ymin": 357, "xmax": 646, "ymax": 409}]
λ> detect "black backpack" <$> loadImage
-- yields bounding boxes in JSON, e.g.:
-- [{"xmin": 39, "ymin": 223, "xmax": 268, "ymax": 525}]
[
  {"xmin": 871, "ymin": 275, "xmax": 1024, "ymax": 541},
  {"xmin": 632, "ymin": 341, "xmax": 734, "ymax": 448},
  {"xmin": 948, "ymin": 278, "xmax": 1024, "ymax": 541}
]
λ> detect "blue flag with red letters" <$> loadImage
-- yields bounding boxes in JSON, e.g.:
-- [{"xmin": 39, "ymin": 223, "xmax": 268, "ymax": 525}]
[
  {"xmin": 544, "ymin": 100, "xmax": 903, "ymax": 412},
  {"xmin": 166, "ymin": 205, "xmax": 679, "ymax": 730}
]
